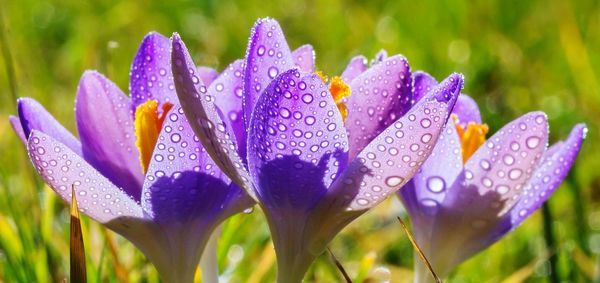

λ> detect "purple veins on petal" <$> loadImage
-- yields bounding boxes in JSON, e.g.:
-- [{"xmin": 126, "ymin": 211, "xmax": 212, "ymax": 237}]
[
  {"xmin": 247, "ymin": 69, "xmax": 349, "ymax": 209},
  {"xmin": 243, "ymin": 17, "xmax": 295, "ymax": 128},
  {"xmin": 27, "ymin": 130, "xmax": 144, "ymax": 223},
  {"xmin": 452, "ymin": 94, "xmax": 482, "ymax": 126},
  {"xmin": 212, "ymin": 59, "xmax": 248, "ymax": 160},
  {"xmin": 9, "ymin": 115, "xmax": 26, "ymax": 145},
  {"xmin": 341, "ymin": 55, "xmax": 368, "ymax": 84},
  {"xmin": 171, "ymin": 33, "xmax": 256, "ymax": 199},
  {"xmin": 76, "ymin": 71, "xmax": 144, "ymax": 202},
  {"xmin": 412, "ymin": 71, "xmax": 438, "ymax": 103},
  {"xmin": 292, "ymin": 44, "xmax": 316, "ymax": 72},
  {"xmin": 130, "ymin": 32, "xmax": 177, "ymax": 111},
  {"xmin": 345, "ymin": 55, "xmax": 413, "ymax": 159},
  {"xmin": 17, "ymin": 97, "xmax": 82, "ymax": 156}
]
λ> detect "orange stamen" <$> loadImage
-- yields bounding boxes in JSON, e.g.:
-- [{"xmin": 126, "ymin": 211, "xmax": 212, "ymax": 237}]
[
  {"xmin": 134, "ymin": 100, "xmax": 173, "ymax": 173},
  {"xmin": 316, "ymin": 71, "xmax": 351, "ymax": 122},
  {"xmin": 452, "ymin": 114, "xmax": 489, "ymax": 163}
]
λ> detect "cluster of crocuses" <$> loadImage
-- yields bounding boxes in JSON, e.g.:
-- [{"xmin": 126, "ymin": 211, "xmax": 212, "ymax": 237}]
[{"xmin": 10, "ymin": 17, "xmax": 585, "ymax": 283}]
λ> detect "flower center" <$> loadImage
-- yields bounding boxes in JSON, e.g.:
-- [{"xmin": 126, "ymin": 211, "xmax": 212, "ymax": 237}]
[
  {"xmin": 316, "ymin": 71, "xmax": 350, "ymax": 121},
  {"xmin": 134, "ymin": 100, "xmax": 173, "ymax": 173},
  {"xmin": 452, "ymin": 114, "xmax": 489, "ymax": 163}
]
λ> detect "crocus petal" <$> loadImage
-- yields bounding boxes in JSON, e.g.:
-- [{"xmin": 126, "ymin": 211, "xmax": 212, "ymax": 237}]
[
  {"xmin": 507, "ymin": 123, "xmax": 586, "ymax": 228},
  {"xmin": 142, "ymin": 106, "xmax": 251, "ymax": 223},
  {"xmin": 412, "ymin": 71, "xmax": 438, "ymax": 103},
  {"xmin": 346, "ymin": 55, "xmax": 413, "ymax": 159},
  {"xmin": 76, "ymin": 71, "xmax": 144, "ymax": 201},
  {"xmin": 171, "ymin": 33, "xmax": 256, "ymax": 200},
  {"xmin": 341, "ymin": 56, "xmax": 368, "ymax": 84},
  {"xmin": 373, "ymin": 49, "xmax": 388, "ymax": 64},
  {"xmin": 444, "ymin": 112, "xmax": 549, "ymax": 229},
  {"xmin": 401, "ymin": 122, "xmax": 462, "ymax": 218},
  {"xmin": 212, "ymin": 59, "xmax": 247, "ymax": 159},
  {"xmin": 9, "ymin": 115, "xmax": 26, "ymax": 145},
  {"xmin": 333, "ymin": 73, "xmax": 462, "ymax": 211},
  {"xmin": 17, "ymin": 97, "xmax": 82, "ymax": 155},
  {"xmin": 197, "ymin": 66, "xmax": 219, "ymax": 85},
  {"xmin": 243, "ymin": 18, "xmax": 295, "ymax": 127},
  {"xmin": 452, "ymin": 94, "xmax": 482, "ymax": 126},
  {"xmin": 27, "ymin": 130, "xmax": 144, "ymax": 223},
  {"xmin": 247, "ymin": 69, "xmax": 348, "ymax": 209},
  {"xmin": 130, "ymin": 32, "xmax": 178, "ymax": 110},
  {"xmin": 292, "ymin": 44, "xmax": 316, "ymax": 72}
]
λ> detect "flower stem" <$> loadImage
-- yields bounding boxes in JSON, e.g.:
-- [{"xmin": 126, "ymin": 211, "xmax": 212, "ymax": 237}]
[
  {"xmin": 200, "ymin": 225, "xmax": 222, "ymax": 283},
  {"xmin": 542, "ymin": 202, "xmax": 560, "ymax": 283}
]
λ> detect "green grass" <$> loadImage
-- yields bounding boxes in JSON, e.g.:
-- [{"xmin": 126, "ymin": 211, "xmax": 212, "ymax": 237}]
[{"xmin": 0, "ymin": 0, "xmax": 599, "ymax": 282}]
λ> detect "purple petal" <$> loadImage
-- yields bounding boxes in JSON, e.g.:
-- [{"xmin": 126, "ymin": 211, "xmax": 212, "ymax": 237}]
[
  {"xmin": 507, "ymin": 123, "xmax": 586, "ymax": 228},
  {"xmin": 331, "ymin": 79, "xmax": 460, "ymax": 211},
  {"xmin": 401, "ymin": 122, "xmax": 463, "ymax": 217},
  {"xmin": 75, "ymin": 71, "xmax": 143, "ymax": 201},
  {"xmin": 445, "ymin": 112, "xmax": 550, "ymax": 224},
  {"xmin": 27, "ymin": 130, "xmax": 144, "ymax": 223},
  {"xmin": 142, "ymin": 106, "xmax": 252, "ymax": 223},
  {"xmin": 9, "ymin": 115, "xmax": 27, "ymax": 145},
  {"xmin": 17, "ymin": 97, "xmax": 82, "ymax": 155},
  {"xmin": 247, "ymin": 69, "xmax": 349, "ymax": 210},
  {"xmin": 345, "ymin": 55, "xmax": 413, "ymax": 159},
  {"xmin": 452, "ymin": 94, "xmax": 482, "ymax": 126},
  {"xmin": 197, "ymin": 66, "xmax": 219, "ymax": 85},
  {"xmin": 171, "ymin": 33, "xmax": 256, "ymax": 200},
  {"xmin": 292, "ymin": 44, "xmax": 315, "ymax": 72},
  {"xmin": 212, "ymin": 59, "xmax": 247, "ymax": 159},
  {"xmin": 130, "ymin": 32, "xmax": 177, "ymax": 110},
  {"xmin": 412, "ymin": 71, "xmax": 438, "ymax": 103},
  {"xmin": 341, "ymin": 56, "xmax": 368, "ymax": 83},
  {"xmin": 243, "ymin": 18, "xmax": 295, "ymax": 128},
  {"xmin": 373, "ymin": 49, "xmax": 388, "ymax": 64}
]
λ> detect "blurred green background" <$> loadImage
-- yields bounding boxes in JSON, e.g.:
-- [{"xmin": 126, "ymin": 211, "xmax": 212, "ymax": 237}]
[{"xmin": 0, "ymin": 0, "xmax": 599, "ymax": 282}]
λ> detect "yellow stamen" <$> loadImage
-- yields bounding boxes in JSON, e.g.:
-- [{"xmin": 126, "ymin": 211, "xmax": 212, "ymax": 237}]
[
  {"xmin": 315, "ymin": 70, "xmax": 328, "ymax": 83},
  {"xmin": 337, "ymin": 103, "xmax": 348, "ymax": 121},
  {"xmin": 329, "ymin": 76, "xmax": 350, "ymax": 122},
  {"xmin": 134, "ymin": 100, "xmax": 173, "ymax": 173},
  {"xmin": 316, "ymin": 71, "xmax": 351, "ymax": 122},
  {"xmin": 452, "ymin": 114, "xmax": 489, "ymax": 163}
]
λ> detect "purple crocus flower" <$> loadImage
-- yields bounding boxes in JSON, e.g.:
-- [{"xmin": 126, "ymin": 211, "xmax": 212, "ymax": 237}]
[
  {"xmin": 170, "ymin": 18, "xmax": 463, "ymax": 282},
  {"xmin": 399, "ymin": 87, "xmax": 586, "ymax": 282},
  {"xmin": 10, "ymin": 32, "xmax": 252, "ymax": 283}
]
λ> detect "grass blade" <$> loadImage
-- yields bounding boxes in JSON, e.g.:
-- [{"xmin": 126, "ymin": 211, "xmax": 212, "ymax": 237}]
[
  {"xmin": 327, "ymin": 247, "xmax": 352, "ymax": 283},
  {"xmin": 70, "ymin": 186, "xmax": 87, "ymax": 283},
  {"xmin": 397, "ymin": 216, "xmax": 442, "ymax": 283}
]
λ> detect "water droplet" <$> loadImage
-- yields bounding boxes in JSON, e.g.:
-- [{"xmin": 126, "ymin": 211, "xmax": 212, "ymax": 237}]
[
  {"xmin": 501, "ymin": 155, "xmax": 514, "ymax": 166},
  {"xmin": 302, "ymin": 93, "xmax": 313, "ymax": 104},
  {"xmin": 509, "ymin": 169, "xmax": 523, "ymax": 180},
  {"xmin": 526, "ymin": 136, "xmax": 540, "ymax": 148},
  {"xmin": 268, "ymin": 67, "xmax": 279, "ymax": 78},
  {"xmin": 427, "ymin": 176, "xmax": 445, "ymax": 193},
  {"xmin": 385, "ymin": 176, "xmax": 404, "ymax": 187},
  {"xmin": 496, "ymin": 185, "xmax": 509, "ymax": 194},
  {"xmin": 257, "ymin": 46, "xmax": 266, "ymax": 56},
  {"xmin": 305, "ymin": 116, "xmax": 316, "ymax": 125},
  {"xmin": 420, "ymin": 118, "xmax": 431, "ymax": 128}
]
